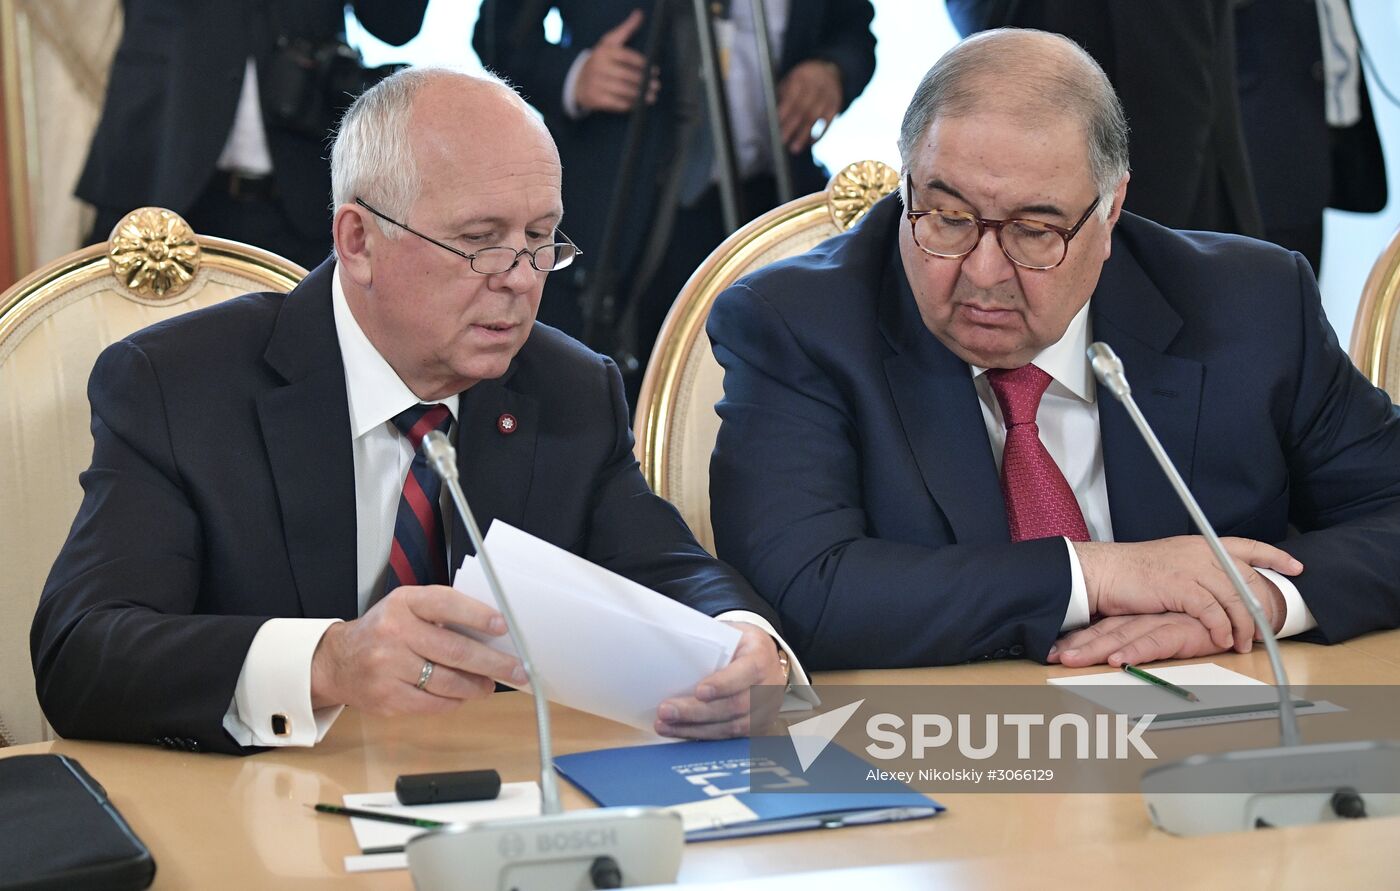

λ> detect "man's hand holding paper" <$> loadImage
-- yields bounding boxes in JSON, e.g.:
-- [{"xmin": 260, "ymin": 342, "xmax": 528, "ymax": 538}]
[
  {"xmin": 654, "ymin": 623, "xmax": 788, "ymax": 740},
  {"xmin": 310, "ymin": 586, "xmax": 525, "ymax": 715},
  {"xmin": 452, "ymin": 522, "xmax": 792, "ymax": 739}
]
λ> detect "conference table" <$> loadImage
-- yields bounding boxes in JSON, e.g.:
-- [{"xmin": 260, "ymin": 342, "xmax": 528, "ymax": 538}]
[{"xmin": 5, "ymin": 631, "xmax": 1400, "ymax": 889}]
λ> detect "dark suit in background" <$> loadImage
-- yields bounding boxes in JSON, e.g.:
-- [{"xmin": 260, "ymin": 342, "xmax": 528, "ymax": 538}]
[
  {"xmin": 707, "ymin": 195, "xmax": 1400, "ymax": 669},
  {"xmin": 76, "ymin": 0, "xmax": 426, "ymax": 268},
  {"xmin": 473, "ymin": 1, "xmax": 875, "ymax": 401},
  {"xmin": 1235, "ymin": 0, "xmax": 1388, "ymax": 272},
  {"xmin": 947, "ymin": 0, "xmax": 1264, "ymax": 237},
  {"xmin": 32, "ymin": 260, "xmax": 776, "ymax": 755}
]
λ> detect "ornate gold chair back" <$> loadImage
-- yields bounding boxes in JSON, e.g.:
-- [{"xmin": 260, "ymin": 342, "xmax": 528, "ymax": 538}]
[
  {"xmin": 1352, "ymin": 226, "xmax": 1400, "ymax": 401},
  {"xmin": 0, "ymin": 209, "xmax": 307, "ymax": 746},
  {"xmin": 633, "ymin": 161, "xmax": 899, "ymax": 553}
]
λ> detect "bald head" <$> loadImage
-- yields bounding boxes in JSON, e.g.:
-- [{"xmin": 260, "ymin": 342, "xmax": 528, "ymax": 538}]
[
  {"xmin": 328, "ymin": 67, "xmax": 564, "ymax": 401},
  {"xmin": 330, "ymin": 68, "xmax": 557, "ymax": 234},
  {"xmin": 898, "ymin": 28, "xmax": 1129, "ymax": 205}
]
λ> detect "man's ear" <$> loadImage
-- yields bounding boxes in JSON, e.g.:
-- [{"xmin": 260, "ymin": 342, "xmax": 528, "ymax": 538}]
[
  {"xmin": 332, "ymin": 204, "xmax": 374, "ymax": 287},
  {"xmin": 1101, "ymin": 173, "xmax": 1130, "ymax": 261},
  {"xmin": 1106, "ymin": 174, "xmax": 1129, "ymax": 229}
]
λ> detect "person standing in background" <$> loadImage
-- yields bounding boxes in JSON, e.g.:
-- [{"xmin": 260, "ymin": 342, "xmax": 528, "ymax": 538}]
[
  {"xmin": 947, "ymin": 0, "xmax": 1264, "ymax": 238},
  {"xmin": 76, "ymin": 0, "xmax": 427, "ymax": 270},
  {"xmin": 1235, "ymin": 0, "xmax": 1388, "ymax": 274},
  {"xmin": 474, "ymin": 1, "xmax": 876, "ymax": 406}
]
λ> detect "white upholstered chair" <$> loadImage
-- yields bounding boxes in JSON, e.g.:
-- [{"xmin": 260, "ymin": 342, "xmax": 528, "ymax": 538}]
[
  {"xmin": 1351, "ymin": 225, "xmax": 1400, "ymax": 401},
  {"xmin": 633, "ymin": 160, "xmax": 900, "ymax": 553},
  {"xmin": 0, "ymin": 208, "xmax": 306, "ymax": 746}
]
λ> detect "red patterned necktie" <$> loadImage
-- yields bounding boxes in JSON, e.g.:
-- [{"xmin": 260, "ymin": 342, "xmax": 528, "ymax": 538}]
[
  {"xmin": 384, "ymin": 403, "xmax": 454, "ymax": 595},
  {"xmin": 986, "ymin": 364, "xmax": 1090, "ymax": 543}
]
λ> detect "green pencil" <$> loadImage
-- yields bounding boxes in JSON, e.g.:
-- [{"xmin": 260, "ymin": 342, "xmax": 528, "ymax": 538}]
[
  {"xmin": 309, "ymin": 802, "xmax": 447, "ymax": 829},
  {"xmin": 1121, "ymin": 664, "xmax": 1200, "ymax": 702}
]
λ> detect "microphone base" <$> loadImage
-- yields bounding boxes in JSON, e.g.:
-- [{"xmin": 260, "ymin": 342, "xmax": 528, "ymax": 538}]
[
  {"xmin": 406, "ymin": 806, "xmax": 683, "ymax": 890},
  {"xmin": 1141, "ymin": 739, "xmax": 1400, "ymax": 836}
]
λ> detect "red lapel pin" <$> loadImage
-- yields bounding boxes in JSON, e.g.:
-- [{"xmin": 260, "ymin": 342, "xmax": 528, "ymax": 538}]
[{"xmin": 497, "ymin": 412, "xmax": 518, "ymax": 435}]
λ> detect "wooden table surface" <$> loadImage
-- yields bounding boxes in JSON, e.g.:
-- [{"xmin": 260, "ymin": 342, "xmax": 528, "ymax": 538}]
[{"xmin": 5, "ymin": 630, "xmax": 1400, "ymax": 889}]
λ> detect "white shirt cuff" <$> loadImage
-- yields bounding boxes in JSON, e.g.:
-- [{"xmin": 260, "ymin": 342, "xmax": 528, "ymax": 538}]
[
  {"xmin": 223, "ymin": 618, "xmax": 344, "ymax": 747},
  {"xmin": 717, "ymin": 609, "xmax": 819, "ymax": 712},
  {"xmin": 1256, "ymin": 567, "xmax": 1318, "ymax": 638},
  {"xmin": 562, "ymin": 50, "xmax": 592, "ymax": 120},
  {"xmin": 1061, "ymin": 537, "xmax": 1091, "ymax": 632}
]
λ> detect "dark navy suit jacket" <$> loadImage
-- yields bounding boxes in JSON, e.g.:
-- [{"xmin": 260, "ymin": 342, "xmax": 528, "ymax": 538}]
[
  {"xmin": 77, "ymin": 0, "xmax": 426, "ymax": 240},
  {"xmin": 1235, "ymin": 0, "xmax": 1387, "ymax": 226},
  {"xmin": 947, "ymin": 0, "xmax": 1263, "ymax": 237},
  {"xmin": 707, "ymin": 194, "xmax": 1400, "ymax": 670},
  {"xmin": 32, "ymin": 260, "xmax": 776, "ymax": 754}
]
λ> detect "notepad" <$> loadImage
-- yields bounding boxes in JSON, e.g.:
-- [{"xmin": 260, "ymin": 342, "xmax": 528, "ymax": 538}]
[
  {"xmin": 340, "ymin": 783, "xmax": 541, "ymax": 873},
  {"xmin": 1048, "ymin": 663, "xmax": 1338, "ymax": 727}
]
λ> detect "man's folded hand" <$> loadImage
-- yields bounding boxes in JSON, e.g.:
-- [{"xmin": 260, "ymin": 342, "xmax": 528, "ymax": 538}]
[{"xmin": 1074, "ymin": 535, "xmax": 1302, "ymax": 655}]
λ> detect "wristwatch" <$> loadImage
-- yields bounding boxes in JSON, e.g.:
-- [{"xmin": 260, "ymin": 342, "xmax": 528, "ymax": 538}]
[{"xmin": 775, "ymin": 646, "xmax": 791, "ymax": 685}]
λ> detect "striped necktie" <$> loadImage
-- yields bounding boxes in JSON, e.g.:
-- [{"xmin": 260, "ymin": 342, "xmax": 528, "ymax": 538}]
[{"xmin": 383, "ymin": 403, "xmax": 453, "ymax": 595}]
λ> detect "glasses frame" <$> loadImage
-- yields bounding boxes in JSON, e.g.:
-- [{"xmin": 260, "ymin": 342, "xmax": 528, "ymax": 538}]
[
  {"xmin": 904, "ymin": 174, "xmax": 1101, "ymax": 271},
  {"xmin": 353, "ymin": 198, "xmax": 581, "ymax": 274}
]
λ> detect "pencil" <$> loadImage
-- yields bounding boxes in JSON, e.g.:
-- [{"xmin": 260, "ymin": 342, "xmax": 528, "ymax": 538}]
[
  {"xmin": 308, "ymin": 802, "xmax": 448, "ymax": 829},
  {"xmin": 1121, "ymin": 664, "xmax": 1200, "ymax": 702}
]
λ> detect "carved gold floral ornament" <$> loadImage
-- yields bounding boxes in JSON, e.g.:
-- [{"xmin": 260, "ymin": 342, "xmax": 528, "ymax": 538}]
[
  {"xmin": 107, "ymin": 208, "xmax": 202, "ymax": 300},
  {"xmin": 828, "ymin": 160, "xmax": 900, "ymax": 231}
]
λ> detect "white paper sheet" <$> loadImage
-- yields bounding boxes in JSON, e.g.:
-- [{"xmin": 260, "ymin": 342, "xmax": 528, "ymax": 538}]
[
  {"xmin": 340, "ymin": 784, "xmax": 540, "ymax": 873},
  {"xmin": 1048, "ymin": 663, "xmax": 1339, "ymax": 727},
  {"xmin": 451, "ymin": 522, "xmax": 742, "ymax": 731},
  {"xmin": 1049, "ymin": 662, "xmax": 1266, "ymax": 689},
  {"xmin": 666, "ymin": 795, "xmax": 761, "ymax": 833}
]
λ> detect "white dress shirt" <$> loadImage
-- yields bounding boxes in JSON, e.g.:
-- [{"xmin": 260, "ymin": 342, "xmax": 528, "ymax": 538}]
[
  {"xmin": 225, "ymin": 269, "xmax": 811, "ymax": 747},
  {"xmin": 215, "ymin": 59, "xmax": 274, "ymax": 176},
  {"xmin": 223, "ymin": 270, "xmax": 458, "ymax": 746},
  {"xmin": 970, "ymin": 301, "xmax": 1316, "ymax": 639},
  {"xmin": 1316, "ymin": 0, "xmax": 1362, "ymax": 127},
  {"xmin": 718, "ymin": 0, "xmax": 790, "ymax": 179}
]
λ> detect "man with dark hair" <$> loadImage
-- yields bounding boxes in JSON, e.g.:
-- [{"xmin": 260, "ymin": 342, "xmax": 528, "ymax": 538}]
[{"xmin": 708, "ymin": 28, "xmax": 1400, "ymax": 671}]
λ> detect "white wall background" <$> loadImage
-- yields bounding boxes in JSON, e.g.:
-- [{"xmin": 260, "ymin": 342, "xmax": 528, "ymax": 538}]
[{"xmin": 353, "ymin": 0, "xmax": 1398, "ymax": 348}]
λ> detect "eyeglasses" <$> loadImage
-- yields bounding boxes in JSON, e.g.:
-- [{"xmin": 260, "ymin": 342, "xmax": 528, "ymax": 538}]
[
  {"xmin": 354, "ymin": 198, "xmax": 581, "ymax": 274},
  {"xmin": 904, "ymin": 174, "xmax": 1100, "ymax": 270}
]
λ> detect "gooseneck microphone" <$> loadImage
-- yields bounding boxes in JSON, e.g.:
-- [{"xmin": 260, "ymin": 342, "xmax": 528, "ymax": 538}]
[
  {"xmin": 422, "ymin": 430, "xmax": 562, "ymax": 815},
  {"xmin": 1087, "ymin": 342, "xmax": 1299, "ymax": 745},
  {"xmin": 1088, "ymin": 342, "xmax": 1400, "ymax": 836},
  {"xmin": 409, "ymin": 431, "xmax": 683, "ymax": 889}
]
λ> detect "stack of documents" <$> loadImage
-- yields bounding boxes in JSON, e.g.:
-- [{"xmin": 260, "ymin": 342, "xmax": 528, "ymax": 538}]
[{"xmin": 453, "ymin": 522, "xmax": 741, "ymax": 731}]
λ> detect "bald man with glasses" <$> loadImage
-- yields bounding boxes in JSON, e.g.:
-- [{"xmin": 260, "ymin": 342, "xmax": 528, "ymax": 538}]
[
  {"xmin": 706, "ymin": 30, "xmax": 1400, "ymax": 673},
  {"xmin": 34, "ymin": 69, "xmax": 800, "ymax": 755}
]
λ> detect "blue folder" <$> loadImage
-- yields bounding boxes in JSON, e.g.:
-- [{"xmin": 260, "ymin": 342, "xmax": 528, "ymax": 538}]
[{"xmin": 554, "ymin": 737, "xmax": 943, "ymax": 841}]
